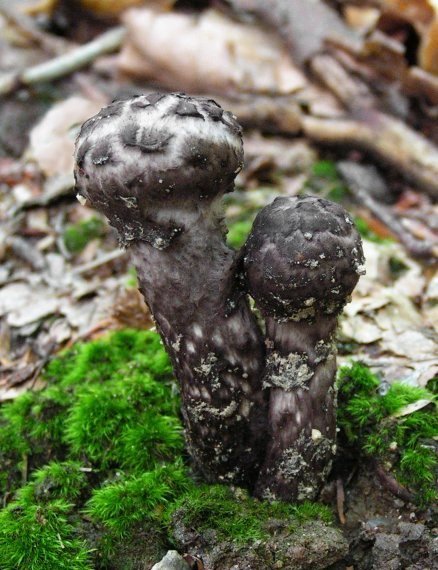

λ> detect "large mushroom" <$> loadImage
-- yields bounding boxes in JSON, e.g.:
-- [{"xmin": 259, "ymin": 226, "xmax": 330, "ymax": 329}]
[
  {"xmin": 243, "ymin": 196, "xmax": 365, "ymax": 501},
  {"xmin": 74, "ymin": 93, "xmax": 267, "ymax": 487}
]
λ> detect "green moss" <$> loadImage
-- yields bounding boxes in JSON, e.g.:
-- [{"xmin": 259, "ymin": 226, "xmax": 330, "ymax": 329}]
[
  {"xmin": 227, "ymin": 219, "xmax": 253, "ymax": 249},
  {"xmin": 0, "ymin": 330, "xmax": 192, "ymax": 569},
  {"xmin": 166, "ymin": 485, "xmax": 332, "ymax": 544},
  {"xmin": 353, "ymin": 216, "xmax": 394, "ymax": 244},
  {"xmin": 63, "ymin": 217, "xmax": 106, "ymax": 253},
  {"xmin": 426, "ymin": 376, "xmax": 438, "ymax": 395},
  {"xmin": 311, "ymin": 160, "xmax": 339, "ymax": 179},
  {"xmin": 86, "ymin": 462, "xmax": 192, "ymax": 566},
  {"xmin": 64, "ymin": 374, "xmax": 183, "ymax": 470},
  {"xmin": 0, "ymin": 330, "xmax": 179, "ymax": 496},
  {"xmin": 87, "ymin": 462, "xmax": 191, "ymax": 538},
  {"xmin": 0, "ymin": 386, "xmax": 70, "ymax": 496},
  {"xmin": 45, "ymin": 329, "xmax": 173, "ymax": 388},
  {"xmin": 24, "ymin": 461, "xmax": 89, "ymax": 504},
  {"xmin": 306, "ymin": 160, "xmax": 349, "ymax": 202},
  {"xmin": 338, "ymin": 362, "xmax": 437, "ymax": 505},
  {"xmin": 0, "ymin": 462, "xmax": 91, "ymax": 569},
  {"xmin": 0, "ymin": 499, "xmax": 92, "ymax": 570}
]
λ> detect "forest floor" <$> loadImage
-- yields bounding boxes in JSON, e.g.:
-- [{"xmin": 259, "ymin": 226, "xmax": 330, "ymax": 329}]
[{"xmin": 0, "ymin": 1, "xmax": 437, "ymax": 569}]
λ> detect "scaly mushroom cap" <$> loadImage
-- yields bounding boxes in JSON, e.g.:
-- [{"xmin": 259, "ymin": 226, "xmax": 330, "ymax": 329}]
[
  {"xmin": 243, "ymin": 195, "xmax": 365, "ymax": 322},
  {"xmin": 74, "ymin": 93, "xmax": 243, "ymax": 246}
]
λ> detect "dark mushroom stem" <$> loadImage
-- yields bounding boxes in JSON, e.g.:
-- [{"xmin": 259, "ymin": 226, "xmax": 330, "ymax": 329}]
[
  {"xmin": 74, "ymin": 93, "xmax": 267, "ymax": 487},
  {"xmin": 243, "ymin": 196, "xmax": 364, "ymax": 500}
]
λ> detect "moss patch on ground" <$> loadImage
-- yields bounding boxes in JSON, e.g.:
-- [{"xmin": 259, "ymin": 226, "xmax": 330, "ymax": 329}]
[
  {"xmin": 338, "ymin": 362, "xmax": 438, "ymax": 506},
  {"xmin": 0, "ymin": 331, "xmax": 436, "ymax": 569},
  {"xmin": 63, "ymin": 216, "xmax": 106, "ymax": 254},
  {"xmin": 0, "ymin": 330, "xmax": 184, "ymax": 569},
  {"xmin": 167, "ymin": 485, "xmax": 332, "ymax": 544},
  {"xmin": 0, "ymin": 330, "xmax": 334, "ymax": 569}
]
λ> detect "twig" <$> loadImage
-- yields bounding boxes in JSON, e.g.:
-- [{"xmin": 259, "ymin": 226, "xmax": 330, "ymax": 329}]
[
  {"xmin": 21, "ymin": 453, "xmax": 28, "ymax": 484},
  {"xmin": 73, "ymin": 249, "xmax": 126, "ymax": 275},
  {"xmin": 375, "ymin": 462, "xmax": 414, "ymax": 503},
  {"xmin": 0, "ymin": 26, "xmax": 126, "ymax": 96},
  {"xmin": 8, "ymin": 236, "xmax": 47, "ymax": 271},
  {"xmin": 309, "ymin": 55, "xmax": 438, "ymax": 200},
  {"xmin": 338, "ymin": 161, "xmax": 438, "ymax": 259},
  {"xmin": 336, "ymin": 478, "xmax": 346, "ymax": 524}
]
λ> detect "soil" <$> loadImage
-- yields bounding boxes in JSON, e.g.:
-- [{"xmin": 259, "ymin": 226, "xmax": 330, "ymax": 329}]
[
  {"xmin": 330, "ymin": 468, "xmax": 438, "ymax": 570},
  {"xmin": 162, "ymin": 465, "xmax": 437, "ymax": 570}
]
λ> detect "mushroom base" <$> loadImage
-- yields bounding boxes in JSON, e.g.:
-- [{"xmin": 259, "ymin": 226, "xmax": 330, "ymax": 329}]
[
  {"xmin": 131, "ymin": 209, "xmax": 267, "ymax": 487},
  {"xmin": 255, "ymin": 317, "xmax": 338, "ymax": 501}
]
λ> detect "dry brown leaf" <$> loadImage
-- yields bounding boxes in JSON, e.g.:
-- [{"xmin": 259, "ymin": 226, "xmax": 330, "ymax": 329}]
[
  {"xmin": 82, "ymin": 0, "xmax": 170, "ymax": 16},
  {"xmin": 118, "ymin": 8, "xmax": 306, "ymax": 96},
  {"xmin": 339, "ymin": 240, "xmax": 438, "ymax": 387},
  {"xmin": 419, "ymin": 16, "xmax": 438, "ymax": 73},
  {"xmin": 392, "ymin": 398, "xmax": 435, "ymax": 417},
  {"xmin": 344, "ymin": 6, "xmax": 380, "ymax": 32},
  {"xmin": 26, "ymin": 95, "xmax": 106, "ymax": 179},
  {"xmin": 110, "ymin": 286, "xmax": 153, "ymax": 330},
  {"xmin": 382, "ymin": 0, "xmax": 435, "ymax": 26},
  {"xmin": 380, "ymin": 0, "xmax": 438, "ymax": 74},
  {"xmin": 7, "ymin": 291, "xmax": 59, "ymax": 328}
]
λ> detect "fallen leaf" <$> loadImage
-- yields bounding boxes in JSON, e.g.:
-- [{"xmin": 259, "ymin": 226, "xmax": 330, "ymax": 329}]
[
  {"xmin": 118, "ymin": 8, "xmax": 306, "ymax": 96},
  {"xmin": 26, "ymin": 95, "xmax": 106, "ymax": 179},
  {"xmin": 392, "ymin": 398, "xmax": 435, "ymax": 417},
  {"xmin": 340, "ymin": 239, "xmax": 438, "ymax": 386}
]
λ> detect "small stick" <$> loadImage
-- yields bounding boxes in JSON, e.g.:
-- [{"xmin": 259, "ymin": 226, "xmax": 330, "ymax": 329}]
[
  {"xmin": 337, "ymin": 161, "xmax": 438, "ymax": 259},
  {"xmin": 0, "ymin": 26, "xmax": 126, "ymax": 96},
  {"xmin": 375, "ymin": 462, "xmax": 414, "ymax": 503},
  {"xmin": 72, "ymin": 249, "xmax": 126, "ymax": 275},
  {"xmin": 336, "ymin": 478, "xmax": 346, "ymax": 524}
]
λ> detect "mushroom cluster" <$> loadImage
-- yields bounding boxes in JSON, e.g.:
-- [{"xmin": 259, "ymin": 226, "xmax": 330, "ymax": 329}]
[{"xmin": 74, "ymin": 93, "xmax": 364, "ymax": 500}]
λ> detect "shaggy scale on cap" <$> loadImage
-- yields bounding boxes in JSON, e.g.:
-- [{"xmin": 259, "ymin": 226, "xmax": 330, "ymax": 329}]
[
  {"xmin": 74, "ymin": 93, "xmax": 243, "ymax": 247},
  {"xmin": 244, "ymin": 195, "xmax": 365, "ymax": 322}
]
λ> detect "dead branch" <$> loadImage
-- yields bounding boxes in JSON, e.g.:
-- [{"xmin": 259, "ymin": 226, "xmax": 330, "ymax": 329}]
[
  {"xmin": 73, "ymin": 249, "xmax": 126, "ymax": 276},
  {"xmin": 0, "ymin": 26, "xmax": 125, "ymax": 96},
  {"xmin": 223, "ymin": 90, "xmax": 438, "ymax": 201},
  {"xmin": 309, "ymin": 55, "xmax": 438, "ymax": 199},
  {"xmin": 228, "ymin": 1, "xmax": 438, "ymax": 198},
  {"xmin": 302, "ymin": 112, "xmax": 438, "ymax": 200},
  {"xmin": 229, "ymin": 0, "xmax": 360, "ymax": 64},
  {"xmin": 337, "ymin": 161, "xmax": 438, "ymax": 259}
]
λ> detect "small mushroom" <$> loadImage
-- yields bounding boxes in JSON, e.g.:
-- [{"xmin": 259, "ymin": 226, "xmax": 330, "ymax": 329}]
[
  {"xmin": 243, "ymin": 196, "xmax": 364, "ymax": 501},
  {"xmin": 74, "ymin": 93, "xmax": 267, "ymax": 487}
]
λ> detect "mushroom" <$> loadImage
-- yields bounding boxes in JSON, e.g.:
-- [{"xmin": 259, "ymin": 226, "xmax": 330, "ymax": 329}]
[
  {"xmin": 243, "ymin": 196, "xmax": 364, "ymax": 501},
  {"xmin": 73, "ymin": 93, "xmax": 267, "ymax": 487}
]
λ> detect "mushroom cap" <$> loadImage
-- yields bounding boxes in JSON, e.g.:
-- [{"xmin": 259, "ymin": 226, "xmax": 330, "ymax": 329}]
[
  {"xmin": 243, "ymin": 196, "xmax": 365, "ymax": 321},
  {"xmin": 74, "ymin": 93, "xmax": 243, "ymax": 244}
]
